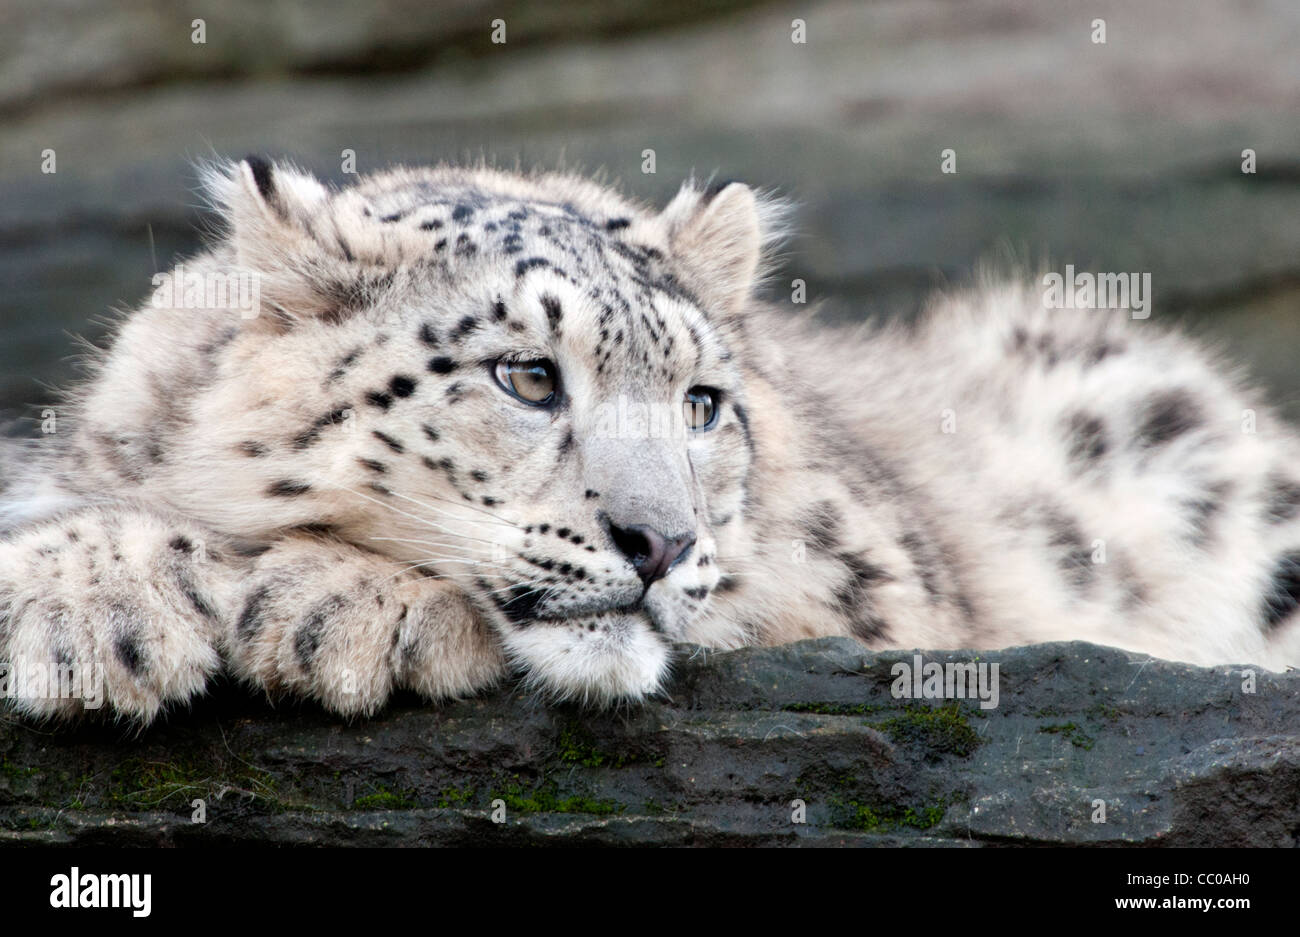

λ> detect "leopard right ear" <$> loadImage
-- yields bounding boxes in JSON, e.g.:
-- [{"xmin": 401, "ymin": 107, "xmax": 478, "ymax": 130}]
[
  {"xmin": 201, "ymin": 156, "xmax": 331, "ymax": 271},
  {"xmin": 661, "ymin": 179, "xmax": 790, "ymax": 319}
]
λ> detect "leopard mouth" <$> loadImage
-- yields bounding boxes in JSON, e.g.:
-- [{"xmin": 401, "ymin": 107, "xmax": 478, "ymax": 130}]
[
  {"xmin": 496, "ymin": 607, "xmax": 672, "ymax": 705},
  {"xmin": 488, "ymin": 581, "xmax": 647, "ymax": 627}
]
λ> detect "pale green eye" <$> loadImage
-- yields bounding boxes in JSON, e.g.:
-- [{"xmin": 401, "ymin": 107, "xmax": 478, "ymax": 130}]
[
  {"xmin": 684, "ymin": 386, "xmax": 719, "ymax": 430},
  {"xmin": 494, "ymin": 359, "xmax": 557, "ymax": 405}
]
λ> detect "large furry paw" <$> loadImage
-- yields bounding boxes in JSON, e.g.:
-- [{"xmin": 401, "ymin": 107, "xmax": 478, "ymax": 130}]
[
  {"xmin": 0, "ymin": 508, "xmax": 228, "ymax": 723},
  {"xmin": 227, "ymin": 537, "xmax": 504, "ymax": 716}
]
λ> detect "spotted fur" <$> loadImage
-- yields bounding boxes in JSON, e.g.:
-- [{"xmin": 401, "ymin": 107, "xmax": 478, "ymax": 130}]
[{"xmin": 2, "ymin": 157, "xmax": 1298, "ymax": 723}]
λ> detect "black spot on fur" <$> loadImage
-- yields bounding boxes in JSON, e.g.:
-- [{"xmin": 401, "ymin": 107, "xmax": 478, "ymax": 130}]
[
  {"xmin": 169, "ymin": 535, "xmax": 194, "ymax": 553},
  {"xmin": 327, "ymin": 348, "xmax": 361, "ymax": 383},
  {"xmin": 541, "ymin": 294, "xmax": 563, "ymax": 331},
  {"xmin": 1043, "ymin": 508, "xmax": 1094, "ymax": 588},
  {"xmin": 365, "ymin": 390, "xmax": 394, "ymax": 411},
  {"xmin": 604, "ymin": 217, "xmax": 631, "ymax": 231},
  {"xmin": 1184, "ymin": 481, "xmax": 1231, "ymax": 547},
  {"xmin": 492, "ymin": 299, "xmax": 508, "ymax": 321},
  {"xmin": 268, "ymin": 480, "xmax": 311, "ymax": 497},
  {"xmin": 372, "ymin": 429, "xmax": 405, "ymax": 453},
  {"xmin": 357, "ymin": 457, "xmax": 388, "ymax": 474},
  {"xmin": 1260, "ymin": 552, "xmax": 1300, "ymax": 631},
  {"xmin": 178, "ymin": 573, "xmax": 218, "ymax": 620},
  {"xmin": 236, "ymin": 586, "xmax": 271, "ymax": 640},
  {"xmin": 899, "ymin": 531, "xmax": 943, "ymax": 603},
  {"xmin": 848, "ymin": 612, "xmax": 890, "ymax": 643},
  {"xmin": 494, "ymin": 585, "xmax": 545, "ymax": 626},
  {"xmin": 684, "ymin": 586, "xmax": 708, "ymax": 600},
  {"xmin": 422, "ymin": 423, "xmax": 440, "ymax": 442},
  {"xmin": 515, "ymin": 257, "xmax": 550, "ymax": 277},
  {"xmin": 294, "ymin": 407, "xmax": 350, "ymax": 449},
  {"xmin": 1066, "ymin": 412, "xmax": 1108, "ymax": 463},
  {"xmin": 585, "ymin": 489, "xmax": 599, "ymax": 499},
  {"xmin": 239, "ymin": 441, "xmax": 268, "ymax": 458},
  {"xmin": 803, "ymin": 501, "xmax": 841, "ymax": 551},
  {"xmin": 1137, "ymin": 390, "xmax": 1203, "ymax": 448},
  {"xmin": 419, "ymin": 323, "xmax": 440, "ymax": 346},
  {"xmin": 452, "ymin": 203, "xmax": 474, "ymax": 222},
  {"xmin": 428, "ymin": 357, "xmax": 457, "ymax": 374},
  {"xmin": 834, "ymin": 553, "xmax": 892, "ymax": 618},
  {"xmin": 389, "ymin": 375, "xmax": 417, "ymax": 398},
  {"xmin": 114, "ymin": 628, "xmax": 146, "ymax": 676},
  {"xmin": 1086, "ymin": 340, "xmax": 1126, "ymax": 366},
  {"xmin": 295, "ymin": 595, "xmax": 345, "ymax": 671}
]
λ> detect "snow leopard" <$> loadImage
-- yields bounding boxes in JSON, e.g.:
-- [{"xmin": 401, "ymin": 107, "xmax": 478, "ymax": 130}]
[{"xmin": 1, "ymin": 156, "xmax": 1297, "ymax": 724}]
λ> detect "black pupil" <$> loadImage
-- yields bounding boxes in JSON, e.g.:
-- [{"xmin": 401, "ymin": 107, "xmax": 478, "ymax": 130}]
[
  {"xmin": 686, "ymin": 389, "xmax": 714, "ymax": 427},
  {"xmin": 511, "ymin": 362, "xmax": 552, "ymax": 400}
]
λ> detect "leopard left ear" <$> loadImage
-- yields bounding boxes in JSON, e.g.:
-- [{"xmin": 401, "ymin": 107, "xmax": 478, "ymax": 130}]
[
  {"xmin": 663, "ymin": 181, "xmax": 764, "ymax": 317},
  {"xmin": 202, "ymin": 156, "xmax": 331, "ymax": 268}
]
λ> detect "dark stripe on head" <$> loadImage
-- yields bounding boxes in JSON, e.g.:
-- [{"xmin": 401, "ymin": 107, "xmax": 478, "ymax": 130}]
[{"xmin": 541, "ymin": 294, "xmax": 563, "ymax": 331}]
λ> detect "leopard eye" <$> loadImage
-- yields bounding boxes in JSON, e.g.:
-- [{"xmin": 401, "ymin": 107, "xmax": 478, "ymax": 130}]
[
  {"xmin": 684, "ymin": 386, "xmax": 720, "ymax": 431},
  {"xmin": 494, "ymin": 358, "xmax": 557, "ymax": 405}
]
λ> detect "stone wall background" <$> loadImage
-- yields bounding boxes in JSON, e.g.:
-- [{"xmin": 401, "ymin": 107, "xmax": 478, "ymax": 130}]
[{"xmin": 1, "ymin": 0, "xmax": 1298, "ymax": 428}]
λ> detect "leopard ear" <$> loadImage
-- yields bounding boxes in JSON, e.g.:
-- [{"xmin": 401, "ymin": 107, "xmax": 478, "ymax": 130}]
[
  {"xmin": 663, "ymin": 181, "xmax": 767, "ymax": 317},
  {"xmin": 200, "ymin": 157, "xmax": 352, "ymax": 329},
  {"xmin": 201, "ymin": 156, "xmax": 330, "ymax": 270}
]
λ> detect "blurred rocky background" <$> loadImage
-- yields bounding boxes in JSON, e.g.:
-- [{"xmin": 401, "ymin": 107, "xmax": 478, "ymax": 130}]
[{"xmin": 1, "ymin": 0, "xmax": 1298, "ymax": 428}]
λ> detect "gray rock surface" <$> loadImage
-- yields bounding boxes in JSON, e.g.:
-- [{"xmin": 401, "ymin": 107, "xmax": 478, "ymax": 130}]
[{"xmin": 2, "ymin": 638, "xmax": 1295, "ymax": 846}]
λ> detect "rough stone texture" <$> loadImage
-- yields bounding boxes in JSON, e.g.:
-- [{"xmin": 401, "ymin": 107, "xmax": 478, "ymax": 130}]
[
  {"xmin": 1, "ymin": 639, "xmax": 1296, "ymax": 846},
  {"xmin": 2, "ymin": 0, "xmax": 1299, "ymax": 428}
]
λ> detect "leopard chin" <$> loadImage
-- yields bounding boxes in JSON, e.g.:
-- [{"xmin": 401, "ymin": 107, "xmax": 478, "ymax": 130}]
[{"xmin": 498, "ymin": 611, "xmax": 670, "ymax": 706}]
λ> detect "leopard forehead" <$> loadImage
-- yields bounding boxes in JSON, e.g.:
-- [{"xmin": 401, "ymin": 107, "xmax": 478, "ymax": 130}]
[{"xmin": 263, "ymin": 169, "xmax": 744, "ymax": 402}]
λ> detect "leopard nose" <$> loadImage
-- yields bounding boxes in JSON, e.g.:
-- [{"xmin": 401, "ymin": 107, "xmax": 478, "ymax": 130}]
[{"xmin": 606, "ymin": 522, "xmax": 695, "ymax": 585}]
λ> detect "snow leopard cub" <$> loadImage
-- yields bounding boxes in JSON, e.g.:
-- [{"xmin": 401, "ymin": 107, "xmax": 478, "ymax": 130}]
[{"xmin": 1, "ymin": 157, "xmax": 1297, "ymax": 724}]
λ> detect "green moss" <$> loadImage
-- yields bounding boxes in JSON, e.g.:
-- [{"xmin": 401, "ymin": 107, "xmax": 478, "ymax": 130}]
[
  {"xmin": 781, "ymin": 701, "xmax": 982, "ymax": 757},
  {"xmin": 839, "ymin": 797, "xmax": 950, "ymax": 833},
  {"xmin": 436, "ymin": 785, "xmax": 476, "ymax": 808},
  {"xmin": 1039, "ymin": 722, "xmax": 1096, "ymax": 750},
  {"xmin": 876, "ymin": 703, "xmax": 982, "ymax": 757},
  {"xmin": 555, "ymin": 722, "xmax": 636, "ymax": 769},
  {"xmin": 783, "ymin": 702, "xmax": 886, "ymax": 716},
  {"xmin": 492, "ymin": 781, "xmax": 623, "ymax": 816},
  {"xmin": 1088, "ymin": 702, "xmax": 1123, "ymax": 723},
  {"xmin": 352, "ymin": 786, "xmax": 418, "ymax": 810},
  {"xmin": 1, "ymin": 760, "xmax": 39, "ymax": 780},
  {"xmin": 104, "ymin": 757, "xmax": 277, "ymax": 808}
]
